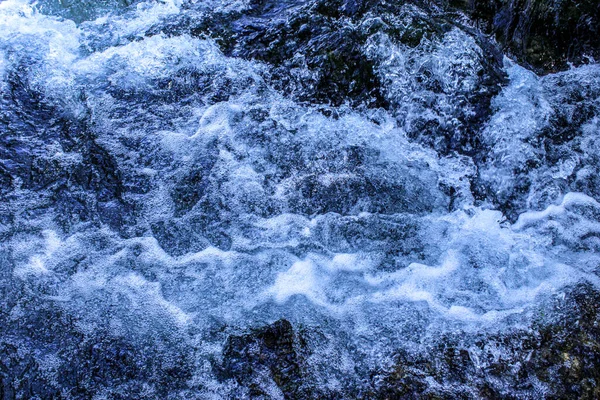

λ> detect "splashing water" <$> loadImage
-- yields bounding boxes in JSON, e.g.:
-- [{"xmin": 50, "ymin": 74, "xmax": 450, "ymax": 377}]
[{"xmin": 1, "ymin": 0, "xmax": 599, "ymax": 397}]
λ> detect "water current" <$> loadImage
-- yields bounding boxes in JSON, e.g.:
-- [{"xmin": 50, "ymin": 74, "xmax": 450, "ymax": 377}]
[{"xmin": 1, "ymin": 0, "xmax": 600, "ymax": 398}]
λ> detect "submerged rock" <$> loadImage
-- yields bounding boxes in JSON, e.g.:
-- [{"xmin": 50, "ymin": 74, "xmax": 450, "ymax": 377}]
[
  {"xmin": 0, "ymin": 294, "xmax": 193, "ymax": 399},
  {"xmin": 373, "ymin": 283, "xmax": 600, "ymax": 399},
  {"xmin": 476, "ymin": 64, "xmax": 600, "ymax": 220},
  {"xmin": 35, "ymin": 0, "xmax": 140, "ymax": 23},
  {"xmin": 218, "ymin": 285, "xmax": 600, "ymax": 399},
  {"xmin": 0, "ymin": 64, "xmax": 134, "ymax": 234}
]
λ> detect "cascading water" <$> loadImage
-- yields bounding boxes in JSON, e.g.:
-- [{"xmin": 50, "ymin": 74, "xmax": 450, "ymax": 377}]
[{"xmin": 1, "ymin": 0, "xmax": 599, "ymax": 398}]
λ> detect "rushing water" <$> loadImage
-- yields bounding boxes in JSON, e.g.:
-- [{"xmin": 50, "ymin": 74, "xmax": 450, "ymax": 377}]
[{"xmin": 1, "ymin": 0, "xmax": 600, "ymax": 398}]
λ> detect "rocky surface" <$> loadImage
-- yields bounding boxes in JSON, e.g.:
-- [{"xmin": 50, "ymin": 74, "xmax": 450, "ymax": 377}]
[
  {"xmin": 0, "ymin": 290, "xmax": 193, "ymax": 399},
  {"xmin": 219, "ymin": 319, "xmax": 310, "ymax": 399},
  {"xmin": 213, "ymin": 284, "xmax": 600, "ymax": 399},
  {"xmin": 178, "ymin": 0, "xmax": 508, "ymax": 158},
  {"xmin": 373, "ymin": 283, "xmax": 600, "ymax": 399},
  {"xmin": 449, "ymin": 0, "xmax": 600, "ymax": 73}
]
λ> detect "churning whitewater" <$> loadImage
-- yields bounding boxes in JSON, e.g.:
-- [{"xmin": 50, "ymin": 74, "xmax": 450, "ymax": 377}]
[{"xmin": 1, "ymin": 0, "xmax": 600, "ymax": 398}]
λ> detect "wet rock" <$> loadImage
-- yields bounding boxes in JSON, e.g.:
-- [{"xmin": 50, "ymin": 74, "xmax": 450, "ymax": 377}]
[
  {"xmin": 182, "ymin": 0, "xmax": 506, "ymax": 120},
  {"xmin": 0, "ymin": 63, "xmax": 135, "ymax": 234},
  {"xmin": 146, "ymin": 0, "xmax": 508, "ymax": 167},
  {"xmin": 291, "ymin": 168, "xmax": 448, "ymax": 216},
  {"xmin": 312, "ymin": 213, "xmax": 424, "ymax": 258},
  {"xmin": 226, "ymin": 0, "xmax": 388, "ymax": 108},
  {"xmin": 171, "ymin": 167, "xmax": 211, "ymax": 216},
  {"xmin": 373, "ymin": 283, "xmax": 600, "ymax": 399},
  {"xmin": 150, "ymin": 219, "xmax": 211, "ymax": 256},
  {"xmin": 0, "ymin": 292, "xmax": 193, "ymax": 399},
  {"xmin": 477, "ymin": 65, "xmax": 600, "ymax": 220},
  {"xmin": 214, "ymin": 286, "xmax": 600, "ymax": 399},
  {"xmin": 219, "ymin": 319, "xmax": 310, "ymax": 399},
  {"xmin": 524, "ymin": 284, "xmax": 600, "ymax": 398},
  {"xmin": 451, "ymin": 0, "xmax": 600, "ymax": 73}
]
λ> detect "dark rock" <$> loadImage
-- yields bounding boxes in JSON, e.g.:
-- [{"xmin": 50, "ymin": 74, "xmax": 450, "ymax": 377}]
[
  {"xmin": 226, "ymin": 0, "xmax": 388, "ymax": 108},
  {"xmin": 182, "ymin": 0, "xmax": 506, "ymax": 119},
  {"xmin": 150, "ymin": 219, "xmax": 211, "ymax": 256},
  {"xmin": 291, "ymin": 167, "xmax": 448, "ymax": 216},
  {"xmin": 0, "ymin": 292, "xmax": 193, "ymax": 399},
  {"xmin": 312, "ymin": 213, "xmax": 424, "ymax": 258},
  {"xmin": 0, "ymin": 61, "xmax": 135, "ymax": 234},
  {"xmin": 213, "ymin": 288, "xmax": 600, "ymax": 398},
  {"xmin": 170, "ymin": 149, "xmax": 218, "ymax": 217},
  {"xmin": 373, "ymin": 283, "xmax": 600, "ymax": 399},
  {"xmin": 451, "ymin": 0, "xmax": 600, "ymax": 73},
  {"xmin": 219, "ymin": 319, "xmax": 310, "ymax": 399},
  {"xmin": 478, "ymin": 66, "xmax": 600, "ymax": 220}
]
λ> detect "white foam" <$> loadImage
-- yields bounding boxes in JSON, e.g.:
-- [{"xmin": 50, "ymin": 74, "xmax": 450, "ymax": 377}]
[
  {"xmin": 513, "ymin": 192, "xmax": 600, "ymax": 230},
  {"xmin": 267, "ymin": 259, "xmax": 323, "ymax": 305},
  {"xmin": 3, "ymin": 0, "xmax": 600, "ymax": 389},
  {"xmin": 14, "ymin": 230, "xmax": 62, "ymax": 278},
  {"xmin": 329, "ymin": 253, "xmax": 367, "ymax": 272}
]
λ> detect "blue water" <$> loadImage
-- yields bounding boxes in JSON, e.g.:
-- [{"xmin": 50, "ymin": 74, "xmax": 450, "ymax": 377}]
[{"xmin": 1, "ymin": 0, "xmax": 599, "ymax": 397}]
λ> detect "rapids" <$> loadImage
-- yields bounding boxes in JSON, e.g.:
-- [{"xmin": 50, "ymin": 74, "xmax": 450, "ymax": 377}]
[{"xmin": 1, "ymin": 0, "xmax": 599, "ymax": 398}]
